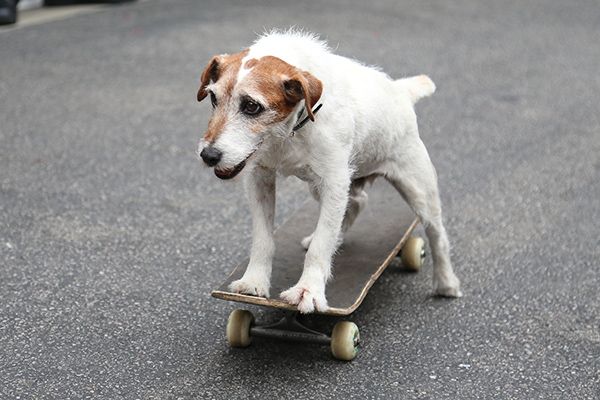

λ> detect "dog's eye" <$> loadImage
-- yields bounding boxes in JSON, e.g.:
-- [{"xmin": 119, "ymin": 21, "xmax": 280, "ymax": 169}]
[
  {"xmin": 210, "ymin": 92, "xmax": 218, "ymax": 108},
  {"xmin": 241, "ymin": 99, "xmax": 263, "ymax": 116}
]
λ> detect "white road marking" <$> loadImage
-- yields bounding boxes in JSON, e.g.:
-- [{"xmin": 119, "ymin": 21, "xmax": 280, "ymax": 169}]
[
  {"xmin": 0, "ymin": 5, "xmax": 105, "ymax": 33},
  {"xmin": 0, "ymin": 0, "xmax": 149, "ymax": 33}
]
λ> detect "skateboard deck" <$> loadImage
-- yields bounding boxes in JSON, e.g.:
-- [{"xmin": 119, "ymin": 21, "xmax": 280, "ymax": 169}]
[{"xmin": 212, "ymin": 180, "xmax": 418, "ymax": 316}]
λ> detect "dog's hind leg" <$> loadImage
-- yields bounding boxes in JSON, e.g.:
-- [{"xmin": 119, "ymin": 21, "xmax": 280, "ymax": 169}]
[
  {"xmin": 384, "ymin": 140, "xmax": 462, "ymax": 297},
  {"xmin": 342, "ymin": 178, "xmax": 369, "ymax": 232},
  {"xmin": 300, "ymin": 183, "xmax": 321, "ymax": 250},
  {"xmin": 301, "ymin": 179, "xmax": 368, "ymax": 250}
]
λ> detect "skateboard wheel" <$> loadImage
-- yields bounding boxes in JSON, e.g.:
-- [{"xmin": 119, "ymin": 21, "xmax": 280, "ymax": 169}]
[
  {"xmin": 226, "ymin": 309, "xmax": 254, "ymax": 348},
  {"xmin": 331, "ymin": 321, "xmax": 360, "ymax": 361},
  {"xmin": 401, "ymin": 237, "xmax": 426, "ymax": 271}
]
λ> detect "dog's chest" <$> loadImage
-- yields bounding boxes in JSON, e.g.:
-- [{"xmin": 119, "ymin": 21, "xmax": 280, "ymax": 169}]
[
  {"xmin": 278, "ymin": 155, "xmax": 317, "ymax": 182},
  {"xmin": 261, "ymin": 141, "xmax": 319, "ymax": 183},
  {"xmin": 282, "ymin": 164, "xmax": 318, "ymax": 184}
]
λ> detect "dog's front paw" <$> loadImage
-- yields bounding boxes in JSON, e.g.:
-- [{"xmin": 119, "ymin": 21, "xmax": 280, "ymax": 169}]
[
  {"xmin": 433, "ymin": 271, "xmax": 462, "ymax": 298},
  {"xmin": 280, "ymin": 283, "xmax": 328, "ymax": 314},
  {"xmin": 229, "ymin": 275, "xmax": 270, "ymax": 298}
]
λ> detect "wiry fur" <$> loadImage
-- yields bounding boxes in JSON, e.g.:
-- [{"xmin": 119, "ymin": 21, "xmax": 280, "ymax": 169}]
[{"xmin": 197, "ymin": 30, "xmax": 462, "ymax": 313}]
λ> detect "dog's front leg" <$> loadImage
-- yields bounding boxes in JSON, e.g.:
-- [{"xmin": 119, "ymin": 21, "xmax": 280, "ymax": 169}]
[
  {"xmin": 281, "ymin": 169, "xmax": 351, "ymax": 313},
  {"xmin": 229, "ymin": 165, "xmax": 276, "ymax": 298}
]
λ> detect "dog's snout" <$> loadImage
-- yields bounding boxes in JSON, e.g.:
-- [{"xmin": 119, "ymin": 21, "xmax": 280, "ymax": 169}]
[{"xmin": 200, "ymin": 146, "xmax": 222, "ymax": 167}]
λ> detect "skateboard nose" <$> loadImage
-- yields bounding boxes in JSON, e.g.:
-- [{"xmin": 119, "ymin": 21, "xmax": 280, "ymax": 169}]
[{"xmin": 200, "ymin": 146, "xmax": 222, "ymax": 167}]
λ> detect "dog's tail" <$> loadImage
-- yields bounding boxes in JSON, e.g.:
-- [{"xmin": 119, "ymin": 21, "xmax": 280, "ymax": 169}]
[{"xmin": 394, "ymin": 75, "xmax": 436, "ymax": 104}]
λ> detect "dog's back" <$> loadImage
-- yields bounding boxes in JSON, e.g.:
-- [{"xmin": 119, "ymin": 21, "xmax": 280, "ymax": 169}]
[{"xmin": 249, "ymin": 30, "xmax": 435, "ymax": 151}]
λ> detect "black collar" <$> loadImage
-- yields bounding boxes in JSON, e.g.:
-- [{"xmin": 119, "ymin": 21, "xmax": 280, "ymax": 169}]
[{"xmin": 292, "ymin": 103, "xmax": 323, "ymax": 134}]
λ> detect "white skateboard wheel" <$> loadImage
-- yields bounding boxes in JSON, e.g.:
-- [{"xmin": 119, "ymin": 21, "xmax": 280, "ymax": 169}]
[
  {"xmin": 226, "ymin": 309, "xmax": 254, "ymax": 347},
  {"xmin": 331, "ymin": 321, "xmax": 360, "ymax": 361},
  {"xmin": 401, "ymin": 236, "xmax": 426, "ymax": 272}
]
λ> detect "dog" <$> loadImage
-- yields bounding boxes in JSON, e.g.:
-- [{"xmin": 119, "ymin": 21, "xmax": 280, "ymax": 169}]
[{"xmin": 196, "ymin": 30, "xmax": 461, "ymax": 313}]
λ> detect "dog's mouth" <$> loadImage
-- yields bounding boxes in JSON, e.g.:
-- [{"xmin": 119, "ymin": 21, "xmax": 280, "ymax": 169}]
[
  {"xmin": 214, "ymin": 160, "xmax": 247, "ymax": 180},
  {"xmin": 213, "ymin": 147, "xmax": 260, "ymax": 180},
  {"xmin": 212, "ymin": 141, "xmax": 263, "ymax": 180}
]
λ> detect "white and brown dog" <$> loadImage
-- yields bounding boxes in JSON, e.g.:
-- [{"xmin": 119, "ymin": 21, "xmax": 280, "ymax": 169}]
[{"xmin": 197, "ymin": 30, "xmax": 461, "ymax": 313}]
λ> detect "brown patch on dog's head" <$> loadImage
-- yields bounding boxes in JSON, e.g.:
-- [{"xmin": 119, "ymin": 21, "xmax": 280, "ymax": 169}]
[
  {"xmin": 244, "ymin": 58, "xmax": 258, "ymax": 69},
  {"xmin": 244, "ymin": 56, "xmax": 323, "ymax": 122},
  {"xmin": 203, "ymin": 109, "xmax": 227, "ymax": 143},
  {"xmin": 197, "ymin": 53, "xmax": 323, "ymax": 146},
  {"xmin": 197, "ymin": 50, "xmax": 249, "ymax": 142},
  {"xmin": 197, "ymin": 49, "xmax": 249, "ymax": 102}
]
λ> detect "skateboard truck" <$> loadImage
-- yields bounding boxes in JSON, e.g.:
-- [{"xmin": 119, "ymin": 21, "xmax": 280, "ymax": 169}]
[
  {"xmin": 251, "ymin": 312, "xmax": 331, "ymax": 344},
  {"xmin": 227, "ymin": 309, "xmax": 360, "ymax": 361}
]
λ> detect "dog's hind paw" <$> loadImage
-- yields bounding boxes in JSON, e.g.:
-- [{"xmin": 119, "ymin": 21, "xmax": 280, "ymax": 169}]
[
  {"xmin": 280, "ymin": 284, "xmax": 328, "ymax": 314},
  {"xmin": 229, "ymin": 276, "xmax": 270, "ymax": 298},
  {"xmin": 433, "ymin": 272, "xmax": 462, "ymax": 298},
  {"xmin": 300, "ymin": 232, "xmax": 314, "ymax": 250}
]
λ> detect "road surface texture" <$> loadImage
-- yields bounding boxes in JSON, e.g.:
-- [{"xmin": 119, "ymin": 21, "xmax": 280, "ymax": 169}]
[{"xmin": 1, "ymin": 0, "xmax": 598, "ymax": 398}]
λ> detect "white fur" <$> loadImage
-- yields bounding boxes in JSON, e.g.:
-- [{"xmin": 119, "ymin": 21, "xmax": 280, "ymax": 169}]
[{"xmin": 205, "ymin": 30, "xmax": 462, "ymax": 313}]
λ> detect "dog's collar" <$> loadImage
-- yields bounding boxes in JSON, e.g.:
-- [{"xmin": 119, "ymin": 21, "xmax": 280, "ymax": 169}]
[{"xmin": 292, "ymin": 103, "xmax": 323, "ymax": 134}]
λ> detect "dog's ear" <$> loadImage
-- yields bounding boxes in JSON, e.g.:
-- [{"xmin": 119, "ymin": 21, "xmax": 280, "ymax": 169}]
[
  {"xmin": 283, "ymin": 71, "xmax": 323, "ymax": 121},
  {"xmin": 197, "ymin": 55, "xmax": 221, "ymax": 102}
]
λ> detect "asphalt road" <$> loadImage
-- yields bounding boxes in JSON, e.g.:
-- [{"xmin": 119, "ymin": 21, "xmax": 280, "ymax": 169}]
[{"xmin": 1, "ymin": 0, "xmax": 599, "ymax": 399}]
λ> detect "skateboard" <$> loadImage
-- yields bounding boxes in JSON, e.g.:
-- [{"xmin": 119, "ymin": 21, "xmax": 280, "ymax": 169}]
[{"xmin": 211, "ymin": 180, "xmax": 426, "ymax": 361}]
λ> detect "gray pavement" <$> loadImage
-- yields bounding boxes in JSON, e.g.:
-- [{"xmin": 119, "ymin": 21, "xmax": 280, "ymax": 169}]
[{"xmin": 1, "ymin": 0, "xmax": 599, "ymax": 398}]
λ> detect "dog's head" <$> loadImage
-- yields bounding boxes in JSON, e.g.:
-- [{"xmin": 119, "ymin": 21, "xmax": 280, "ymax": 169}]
[{"xmin": 196, "ymin": 50, "xmax": 322, "ymax": 179}]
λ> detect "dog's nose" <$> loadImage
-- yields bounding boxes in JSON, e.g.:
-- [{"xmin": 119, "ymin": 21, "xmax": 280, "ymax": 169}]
[{"xmin": 200, "ymin": 146, "xmax": 222, "ymax": 167}]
